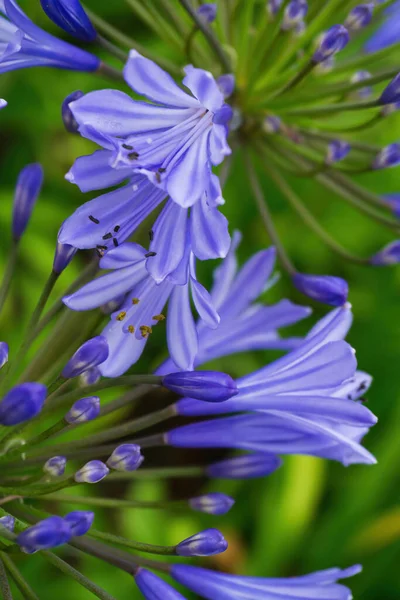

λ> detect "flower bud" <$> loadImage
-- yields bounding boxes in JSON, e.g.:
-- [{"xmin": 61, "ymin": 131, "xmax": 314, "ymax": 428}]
[
  {"xmin": 65, "ymin": 396, "xmax": 100, "ymax": 424},
  {"xmin": 0, "ymin": 516, "xmax": 15, "ymax": 533},
  {"xmin": 79, "ymin": 367, "xmax": 101, "ymax": 386},
  {"xmin": 106, "ymin": 444, "xmax": 144, "ymax": 472},
  {"xmin": 43, "ymin": 456, "xmax": 67, "ymax": 477},
  {"xmin": 370, "ymin": 241, "xmax": 400, "ymax": 265},
  {"xmin": 312, "ymin": 25, "xmax": 349, "ymax": 63},
  {"xmin": 0, "ymin": 383, "xmax": 47, "ymax": 426},
  {"xmin": 64, "ymin": 511, "xmax": 94, "ymax": 536},
  {"xmin": 162, "ymin": 371, "xmax": 238, "ymax": 402},
  {"xmin": 263, "ymin": 115, "xmax": 281, "ymax": 133},
  {"xmin": 62, "ymin": 90, "xmax": 84, "ymax": 133},
  {"xmin": 135, "ymin": 569, "xmax": 181, "ymax": 600},
  {"xmin": 53, "ymin": 242, "xmax": 77, "ymax": 274},
  {"xmin": 350, "ymin": 70, "xmax": 372, "ymax": 99},
  {"xmin": 16, "ymin": 516, "xmax": 72, "ymax": 554},
  {"xmin": 326, "ymin": 140, "xmax": 351, "ymax": 165},
  {"xmin": 372, "ymin": 144, "xmax": 400, "ymax": 169},
  {"xmin": 0, "ymin": 99, "xmax": 7, "ymax": 109},
  {"xmin": 0, "ymin": 342, "xmax": 9, "ymax": 369},
  {"xmin": 217, "ymin": 74, "xmax": 235, "ymax": 98},
  {"xmin": 62, "ymin": 336, "xmax": 109, "ymax": 379},
  {"xmin": 379, "ymin": 73, "xmax": 400, "ymax": 105},
  {"xmin": 207, "ymin": 454, "xmax": 282, "ymax": 479},
  {"xmin": 74, "ymin": 460, "xmax": 109, "ymax": 483},
  {"xmin": 292, "ymin": 273, "xmax": 349, "ymax": 306},
  {"xmin": 197, "ymin": 3, "xmax": 217, "ymax": 23},
  {"xmin": 40, "ymin": 0, "xmax": 96, "ymax": 41},
  {"xmin": 282, "ymin": 0, "xmax": 308, "ymax": 30},
  {"xmin": 12, "ymin": 164, "xmax": 44, "ymax": 241},
  {"xmin": 344, "ymin": 4, "xmax": 374, "ymax": 31},
  {"xmin": 384, "ymin": 193, "xmax": 400, "ymax": 217},
  {"xmin": 176, "ymin": 528, "xmax": 228, "ymax": 557},
  {"xmin": 267, "ymin": 0, "xmax": 284, "ymax": 17},
  {"xmin": 189, "ymin": 493, "xmax": 235, "ymax": 515}
]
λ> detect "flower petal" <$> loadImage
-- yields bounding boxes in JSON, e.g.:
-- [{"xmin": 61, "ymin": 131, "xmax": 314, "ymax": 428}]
[
  {"xmin": 65, "ymin": 150, "xmax": 130, "ymax": 193},
  {"xmin": 167, "ymin": 283, "xmax": 198, "ymax": 370},
  {"xmin": 190, "ymin": 196, "xmax": 230, "ymax": 260},
  {"xmin": 190, "ymin": 277, "xmax": 220, "ymax": 329},
  {"xmin": 183, "ymin": 65, "xmax": 224, "ymax": 112}
]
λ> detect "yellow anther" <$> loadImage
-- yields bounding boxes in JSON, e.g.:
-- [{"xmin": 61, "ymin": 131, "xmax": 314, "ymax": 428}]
[
  {"xmin": 132, "ymin": 298, "xmax": 140, "ymax": 305},
  {"xmin": 152, "ymin": 314, "xmax": 165, "ymax": 322},
  {"xmin": 128, "ymin": 325, "xmax": 135, "ymax": 334},
  {"xmin": 116, "ymin": 311, "xmax": 126, "ymax": 321},
  {"xmin": 139, "ymin": 325, "xmax": 153, "ymax": 338}
]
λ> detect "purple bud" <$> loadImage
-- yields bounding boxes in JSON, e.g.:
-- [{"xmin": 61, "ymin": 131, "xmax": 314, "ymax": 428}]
[
  {"xmin": 189, "ymin": 493, "xmax": 235, "ymax": 515},
  {"xmin": 326, "ymin": 140, "xmax": 351, "ymax": 164},
  {"xmin": 0, "ymin": 382, "xmax": 47, "ymax": 426},
  {"xmin": 43, "ymin": 456, "xmax": 67, "ymax": 477},
  {"xmin": 0, "ymin": 99, "xmax": 7, "ymax": 109},
  {"xmin": 176, "ymin": 528, "xmax": 228, "ymax": 557},
  {"xmin": 53, "ymin": 242, "xmax": 77, "ymax": 274},
  {"xmin": 350, "ymin": 70, "xmax": 372, "ymax": 99},
  {"xmin": 197, "ymin": 3, "xmax": 217, "ymax": 23},
  {"xmin": 62, "ymin": 336, "xmax": 109, "ymax": 379},
  {"xmin": 79, "ymin": 367, "xmax": 101, "ymax": 386},
  {"xmin": 372, "ymin": 144, "xmax": 400, "ymax": 169},
  {"xmin": 282, "ymin": 0, "xmax": 308, "ymax": 30},
  {"xmin": 0, "ymin": 516, "xmax": 15, "ymax": 533},
  {"xmin": 106, "ymin": 444, "xmax": 144, "ymax": 472},
  {"xmin": 379, "ymin": 73, "xmax": 400, "ymax": 105},
  {"xmin": 267, "ymin": 0, "xmax": 284, "ymax": 17},
  {"xmin": 217, "ymin": 74, "xmax": 235, "ymax": 98},
  {"xmin": 62, "ymin": 90, "xmax": 84, "ymax": 133},
  {"xmin": 370, "ymin": 240, "xmax": 400, "ymax": 265},
  {"xmin": 74, "ymin": 460, "xmax": 109, "ymax": 483},
  {"xmin": 16, "ymin": 516, "xmax": 72, "ymax": 554},
  {"xmin": 65, "ymin": 396, "xmax": 100, "ymax": 424},
  {"xmin": 207, "ymin": 454, "xmax": 282, "ymax": 479},
  {"xmin": 40, "ymin": 0, "xmax": 96, "ymax": 41},
  {"xmin": 384, "ymin": 193, "xmax": 400, "ymax": 217},
  {"xmin": 0, "ymin": 342, "xmax": 9, "ymax": 369},
  {"xmin": 264, "ymin": 115, "xmax": 281, "ymax": 133},
  {"xmin": 213, "ymin": 104, "xmax": 233, "ymax": 125},
  {"xmin": 135, "ymin": 569, "xmax": 185, "ymax": 600},
  {"xmin": 292, "ymin": 273, "xmax": 348, "ymax": 306},
  {"xmin": 312, "ymin": 25, "xmax": 349, "ymax": 63},
  {"xmin": 162, "ymin": 371, "xmax": 238, "ymax": 402},
  {"xmin": 12, "ymin": 164, "xmax": 44, "ymax": 241},
  {"xmin": 345, "ymin": 3, "xmax": 374, "ymax": 31},
  {"xmin": 64, "ymin": 511, "xmax": 94, "ymax": 536}
]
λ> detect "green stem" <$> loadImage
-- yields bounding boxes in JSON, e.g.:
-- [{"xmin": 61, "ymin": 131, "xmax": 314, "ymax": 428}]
[
  {"xmin": 0, "ymin": 557, "xmax": 13, "ymax": 600},
  {"xmin": 97, "ymin": 62, "xmax": 124, "ymax": 82},
  {"xmin": 271, "ymin": 61, "xmax": 316, "ymax": 98},
  {"xmin": 89, "ymin": 529, "xmax": 176, "ymax": 556},
  {"xmin": 0, "ymin": 242, "xmax": 18, "ymax": 315},
  {"xmin": 96, "ymin": 35, "xmax": 127, "ymax": 62},
  {"xmin": 38, "ymin": 493, "xmax": 187, "ymax": 510},
  {"xmin": 283, "ymin": 98, "xmax": 380, "ymax": 117},
  {"xmin": 0, "ymin": 553, "xmax": 39, "ymax": 600}
]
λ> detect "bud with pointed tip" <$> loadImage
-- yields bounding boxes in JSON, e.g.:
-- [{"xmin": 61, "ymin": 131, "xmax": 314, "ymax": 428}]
[
  {"xmin": 282, "ymin": 0, "xmax": 308, "ymax": 30},
  {"xmin": 64, "ymin": 511, "xmax": 94, "ymax": 536},
  {"xmin": 0, "ymin": 342, "xmax": 9, "ymax": 369},
  {"xmin": 197, "ymin": 3, "xmax": 217, "ymax": 23},
  {"xmin": 372, "ymin": 144, "xmax": 400, "ymax": 169},
  {"xmin": 106, "ymin": 444, "xmax": 144, "ymax": 472},
  {"xmin": 74, "ymin": 460, "xmax": 109, "ymax": 483},
  {"xmin": 53, "ymin": 242, "xmax": 77, "ymax": 274},
  {"xmin": 326, "ymin": 140, "xmax": 351, "ymax": 165},
  {"xmin": 40, "ymin": 0, "xmax": 96, "ymax": 42},
  {"xmin": 79, "ymin": 367, "xmax": 101, "ymax": 386},
  {"xmin": 292, "ymin": 273, "xmax": 349, "ymax": 306},
  {"xmin": 379, "ymin": 73, "xmax": 400, "ymax": 105},
  {"xmin": 62, "ymin": 90, "xmax": 84, "ymax": 133},
  {"xmin": 62, "ymin": 336, "xmax": 109, "ymax": 379},
  {"xmin": 176, "ymin": 529, "xmax": 228, "ymax": 557},
  {"xmin": 312, "ymin": 25, "xmax": 349, "ymax": 63},
  {"xmin": 12, "ymin": 164, "xmax": 44, "ymax": 241},
  {"xmin": 0, "ymin": 516, "xmax": 15, "ymax": 533},
  {"xmin": 162, "ymin": 371, "xmax": 238, "ymax": 402},
  {"xmin": 43, "ymin": 456, "xmax": 67, "ymax": 477},
  {"xmin": 65, "ymin": 396, "xmax": 100, "ymax": 424},
  {"xmin": 385, "ymin": 193, "xmax": 400, "ymax": 217},
  {"xmin": 16, "ymin": 517, "xmax": 71, "ymax": 554},
  {"xmin": 370, "ymin": 241, "xmax": 400, "ymax": 265},
  {"xmin": 207, "ymin": 454, "xmax": 282, "ymax": 479},
  {"xmin": 0, "ymin": 383, "xmax": 47, "ymax": 426},
  {"xmin": 189, "ymin": 493, "xmax": 235, "ymax": 515},
  {"xmin": 345, "ymin": 3, "xmax": 374, "ymax": 31}
]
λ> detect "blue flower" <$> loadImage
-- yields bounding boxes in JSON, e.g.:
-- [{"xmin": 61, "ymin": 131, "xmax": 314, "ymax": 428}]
[
  {"xmin": 365, "ymin": 0, "xmax": 400, "ymax": 52},
  {"xmin": 64, "ymin": 511, "xmax": 94, "ymax": 536},
  {"xmin": 16, "ymin": 516, "xmax": 72, "ymax": 554},
  {"xmin": 61, "ymin": 336, "xmax": 109, "ymax": 378},
  {"xmin": 43, "ymin": 456, "xmax": 67, "ymax": 477},
  {"xmin": 206, "ymin": 454, "xmax": 283, "ymax": 479},
  {"xmin": 176, "ymin": 528, "xmax": 228, "ymax": 557},
  {"xmin": 65, "ymin": 396, "xmax": 100, "ymax": 423},
  {"xmin": 67, "ymin": 50, "xmax": 231, "ymax": 208},
  {"xmin": 74, "ymin": 460, "xmax": 109, "ymax": 483},
  {"xmin": 12, "ymin": 163, "xmax": 43, "ymax": 241},
  {"xmin": 344, "ymin": 4, "xmax": 374, "ymax": 31},
  {"xmin": 0, "ymin": 382, "xmax": 47, "ymax": 426},
  {"xmin": 312, "ymin": 25, "xmax": 349, "ymax": 64},
  {"xmin": 188, "ymin": 493, "xmax": 235, "ymax": 515},
  {"xmin": 162, "ymin": 370, "xmax": 238, "ymax": 402},
  {"xmin": 40, "ymin": 0, "xmax": 96, "ymax": 42},
  {"xmin": 370, "ymin": 240, "xmax": 400, "ymax": 265},
  {"xmin": 106, "ymin": 444, "xmax": 144, "ymax": 472},
  {"xmin": 292, "ymin": 272, "xmax": 349, "ymax": 306},
  {"xmin": 0, "ymin": 341, "xmax": 9, "ymax": 369},
  {"xmin": 0, "ymin": 0, "xmax": 100, "ymax": 73}
]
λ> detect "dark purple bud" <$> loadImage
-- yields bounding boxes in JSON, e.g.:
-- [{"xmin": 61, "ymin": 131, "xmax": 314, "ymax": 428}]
[
  {"xmin": 264, "ymin": 115, "xmax": 281, "ymax": 133},
  {"xmin": 213, "ymin": 104, "xmax": 233, "ymax": 125},
  {"xmin": 370, "ymin": 240, "xmax": 400, "ymax": 265},
  {"xmin": 345, "ymin": 3, "xmax": 374, "ymax": 31},
  {"xmin": 207, "ymin": 453, "xmax": 282, "ymax": 479},
  {"xmin": 53, "ymin": 242, "xmax": 77, "ymax": 274},
  {"xmin": 176, "ymin": 528, "xmax": 228, "ymax": 557},
  {"xmin": 0, "ymin": 342, "xmax": 9, "ymax": 369},
  {"xmin": 326, "ymin": 140, "xmax": 351, "ymax": 164},
  {"xmin": 106, "ymin": 444, "xmax": 144, "ymax": 472},
  {"xmin": 65, "ymin": 396, "xmax": 100, "ymax": 424},
  {"xmin": 267, "ymin": 0, "xmax": 284, "ymax": 17},
  {"xmin": 189, "ymin": 493, "xmax": 235, "ymax": 515},
  {"xmin": 312, "ymin": 25, "xmax": 349, "ymax": 63},
  {"xmin": 43, "ymin": 456, "xmax": 67, "ymax": 477},
  {"xmin": 74, "ymin": 460, "xmax": 109, "ymax": 483},
  {"xmin": 62, "ymin": 336, "xmax": 109, "ymax": 379},
  {"xmin": 135, "ymin": 569, "xmax": 184, "ymax": 600},
  {"xmin": 162, "ymin": 371, "xmax": 238, "ymax": 402},
  {"xmin": 217, "ymin": 74, "xmax": 235, "ymax": 98},
  {"xmin": 40, "ymin": 0, "xmax": 96, "ymax": 41},
  {"xmin": 62, "ymin": 90, "xmax": 84, "ymax": 133},
  {"xmin": 0, "ymin": 382, "xmax": 47, "ymax": 426},
  {"xmin": 372, "ymin": 144, "xmax": 400, "ymax": 169},
  {"xmin": 64, "ymin": 511, "xmax": 94, "ymax": 536},
  {"xmin": 16, "ymin": 516, "xmax": 72, "ymax": 554},
  {"xmin": 292, "ymin": 273, "xmax": 349, "ymax": 306},
  {"xmin": 79, "ymin": 367, "xmax": 101, "ymax": 386},
  {"xmin": 282, "ymin": 0, "xmax": 308, "ymax": 30},
  {"xmin": 379, "ymin": 73, "xmax": 400, "ymax": 105},
  {"xmin": 197, "ymin": 3, "xmax": 217, "ymax": 23},
  {"xmin": 12, "ymin": 164, "xmax": 44, "ymax": 241},
  {"xmin": 0, "ymin": 516, "xmax": 15, "ymax": 533}
]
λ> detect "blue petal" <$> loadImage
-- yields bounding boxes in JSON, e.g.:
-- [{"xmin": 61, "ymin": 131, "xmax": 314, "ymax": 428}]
[
  {"xmin": 65, "ymin": 150, "xmax": 131, "ymax": 193},
  {"xmin": 210, "ymin": 230, "xmax": 241, "ymax": 309},
  {"xmin": 190, "ymin": 196, "xmax": 230, "ymax": 260},
  {"xmin": 167, "ymin": 283, "xmax": 198, "ymax": 370},
  {"xmin": 100, "ymin": 243, "xmax": 147, "ymax": 269},
  {"xmin": 190, "ymin": 277, "xmax": 220, "ymax": 329},
  {"xmin": 183, "ymin": 65, "xmax": 224, "ymax": 112},
  {"xmin": 208, "ymin": 123, "xmax": 231, "ymax": 165}
]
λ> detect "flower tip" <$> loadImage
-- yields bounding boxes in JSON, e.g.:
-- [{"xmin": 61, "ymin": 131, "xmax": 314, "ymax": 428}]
[
  {"xmin": 197, "ymin": 3, "xmax": 217, "ymax": 23},
  {"xmin": 65, "ymin": 396, "xmax": 100, "ymax": 424},
  {"xmin": 292, "ymin": 272, "xmax": 349, "ymax": 306},
  {"xmin": 106, "ymin": 444, "xmax": 144, "ymax": 472},
  {"xmin": 74, "ymin": 460, "xmax": 109, "ymax": 483},
  {"xmin": 370, "ymin": 240, "xmax": 400, "ymax": 265},
  {"xmin": 0, "ymin": 382, "xmax": 47, "ymax": 426},
  {"xmin": 176, "ymin": 528, "xmax": 228, "ymax": 557},
  {"xmin": 62, "ymin": 336, "xmax": 109, "ymax": 379},
  {"xmin": 43, "ymin": 456, "xmax": 67, "ymax": 477},
  {"xmin": 40, "ymin": 0, "xmax": 97, "ymax": 42},
  {"xmin": 163, "ymin": 370, "xmax": 238, "ymax": 403},
  {"xmin": 0, "ymin": 342, "xmax": 9, "ymax": 369},
  {"xmin": 189, "ymin": 493, "xmax": 235, "ymax": 515},
  {"xmin": 313, "ymin": 24, "xmax": 349, "ymax": 63},
  {"xmin": 12, "ymin": 163, "xmax": 44, "ymax": 241},
  {"xmin": 379, "ymin": 73, "xmax": 400, "ymax": 106},
  {"xmin": 64, "ymin": 510, "xmax": 94, "ymax": 536}
]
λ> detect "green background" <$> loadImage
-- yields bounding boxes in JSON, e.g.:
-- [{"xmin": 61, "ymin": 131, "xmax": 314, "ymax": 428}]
[{"xmin": 0, "ymin": 1, "xmax": 399, "ymax": 598}]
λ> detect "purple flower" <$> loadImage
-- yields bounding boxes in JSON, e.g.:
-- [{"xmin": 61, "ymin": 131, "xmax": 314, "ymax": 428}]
[
  {"xmin": 345, "ymin": 4, "xmax": 374, "ymax": 31},
  {"xmin": 0, "ymin": 341, "xmax": 9, "ymax": 369},
  {"xmin": 12, "ymin": 163, "xmax": 43, "ymax": 241},
  {"xmin": 162, "ymin": 370, "xmax": 238, "ymax": 402},
  {"xmin": 0, "ymin": 382, "xmax": 47, "ymax": 426},
  {"xmin": 197, "ymin": 3, "xmax": 217, "ymax": 24},
  {"xmin": 74, "ymin": 460, "xmax": 109, "ymax": 483},
  {"xmin": 43, "ymin": 456, "xmax": 67, "ymax": 477},
  {"xmin": 171, "ymin": 563, "xmax": 362, "ymax": 600},
  {"xmin": 67, "ymin": 50, "xmax": 231, "ymax": 209},
  {"xmin": 40, "ymin": 0, "xmax": 96, "ymax": 42},
  {"xmin": 282, "ymin": 0, "xmax": 308, "ymax": 30},
  {"xmin": 365, "ymin": 0, "xmax": 400, "ymax": 52},
  {"xmin": 267, "ymin": 0, "xmax": 284, "ymax": 17},
  {"xmin": 189, "ymin": 493, "xmax": 235, "ymax": 515},
  {"xmin": 385, "ymin": 193, "xmax": 400, "ymax": 217},
  {"xmin": 217, "ymin": 74, "xmax": 235, "ymax": 98},
  {"xmin": 135, "ymin": 569, "xmax": 186, "ymax": 600},
  {"xmin": 17, "ymin": 516, "xmax": 72, "ymax": 554},
  {"xmin": 0, "ymin": 0, "xmax": 100, "ymax": 73},
  {"xmin": 207, "ymin": 454, "xmax": 282, "ymax": 479},
  {"xmin": 372, "ymin": 144, "xmax": 400, "ymax": 169},
  {"xmin": 62, "ymin": 90, "xmax": 84, "ymax": 133},
  {"xmin": 62, "ymin": 336, "xmax": 109, "ymax": 378},
  {"xmin": 65, "ymin": 396, "xmax": 100, "ymax": 423},
  {"xmin": 0, "ymin": 516, "xmax": 15, "ymax": 532},
  {"xmin": 292, "ymin": 272, "xmax": 349, "ymax": 306},
  {"xmin": 350, "ymin": 70, "xmax": 372, "ymax": 99},
  {"xmin": 64, "ymin": 511, "xmax": 94, "ymax": 536},
  {"xmin": 312, "ymin": 25, "xmax": 349, "ymax": 64},
  {"xmin": 326, "ymin": 141, "xmax": 351, "ymax": 165},
  {"xmin": 53, "ymin": 242, "xmax": 77, "ymax": 274},
  {"xmin": 370, "ymin": 240, "xmax": 400, "ymax": 265},
  {"xmin": 106, "ymin": 444, "xmax": 144, "ymax": 472},
  {"xmin": 176, "ymin": 528, "xmax": 228, "ymax": 557}
]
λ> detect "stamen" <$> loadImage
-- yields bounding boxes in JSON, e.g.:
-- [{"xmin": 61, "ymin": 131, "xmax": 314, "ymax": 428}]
[
  {"xmin": 113, "ymin": 238, "xmax": 119, "ymax": 247},
  {"xmin": 139, "ymin": 325, "xmax": 153, "ymax": 338},
  {"xmin": 152, "ymin": 314, "xmax": 165, "ymax": 322},
  {"xmin": 149, "ymin": 230, "xmax": 154, "ymax": 241},
  {"xmin": 145, "ymin": 251, "xmax": 157, "ymax": 258},
  {"xmin": 96, "ymin": 245, "xmax": 107, "ymax": 251},
  {"xmin": 116, "ymin": 311, "xmax": 127, "ymax": 321},
  {"xmin": 122, "ymin": 144, "xmax": 133, "ymax": 150},
  {"xmin": 132, "ymin": 298, "xmax": 140, "ymax": 305},
  {"xmin": 102, "ymin": 233, "xmax": 112, "ymax": 240},
  {"xmin": 128, "ymin": 151, "xmax": 139, "ymax": 160},
  {"xmin": 127, "ymin": 325, "xmax": 135, "ymax": 334},
  {"xmin": 88, "ymin": 215, "xmax": 100, "ymax": 224},
  {"xmin": 114, "ymin": 225, "xmax": 120, "ymax": 233}
]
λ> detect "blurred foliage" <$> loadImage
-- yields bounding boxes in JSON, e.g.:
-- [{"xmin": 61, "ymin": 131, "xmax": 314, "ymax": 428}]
[{"xmin": 0, "ymin": 1, "xmax": 399, "ymax": 599}]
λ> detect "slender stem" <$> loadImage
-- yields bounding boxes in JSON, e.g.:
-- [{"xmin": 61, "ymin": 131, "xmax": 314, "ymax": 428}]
[
  {"xmin": 99, "ymin": 384, "xmax": 153, "ymax": 418},
  {"xmin": 0, "ymin": 557, "xmax": 13, "ymax": 600},
  {"xmin": 38, "ymin": 493, "xmax": 187, "ymax": 510},
  {"xmin": 0, "ymin": 242, "xmax": 18, "ymax": 315},
  {"xmin": 96, "ymin": 35, "xmax": 128, "ymax": 62},
  {"xmin": 42, "ymin": 465, "xmax": 206, "ymax": 482},
  {"xmin": 0, "ymin": 553, "xmax": 39, "ymax": 600},
  {"xmin": 89, "ymin": 529, "xmax": 176, "ymax": 556},
  {"xmin": 283, "ymin": 98, "xmax": 380, "ymax": 117},
  {"xmin": 271, "ymin": 61, "xmax": 316, "ymax": 98},
  {"xmin": 97, "ymin": 62, "xmax": 124, "ymax": 82}
]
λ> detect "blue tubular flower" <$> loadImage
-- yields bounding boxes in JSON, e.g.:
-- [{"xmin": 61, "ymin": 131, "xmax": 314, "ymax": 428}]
[
  {"xmin": 189, "ymin": 493, "xmax": 235, "ymax": 515},
  {"xmin": 370, "ymin": 240, "xmax": 400, "ymax": 265},
  {"xmin": 0, "ymin": 0, "xmax": 100, "ymax": 73},
  {"xmin": 0, "ymin": 382, "xmax": 47, "ymax": 426},
  {"xmin": 106, "ymin": 444, "xmax": 144, "ymax": 472},
  {"xmin": 171, "ymin": 564, "xmax": 362, "ymax": 600},
  {"xmin": 134, "ymin": 569, "xmax": 187, "ymax": 600},
  {"xmin": 16, "ymin": 516, "xmax": 72, "ymax": 554},
  {"xmin": 292, "ymin": 272, "xmax": 348, "ymax": 306},
  {"xmin": 345, "ymin": 4, "xmax": 374, "ymax": 31},
  {"xmin": 64, "ymin": 511, "xmax": 94, "ymax": 536},
  {"xmin": 365, "ymin": 0, "xmax": 400, "ymax": 52},
  {"xmin": 68, "ymin": 50, "xmax": 231, "ymax": 209},
  {"xmin": 162, "ymin": 371, "xmax": 238, "ymax": 402},
  {"xmin": 379, "ymin": 73, "xmax": 400, "ymax": 106},
  {"xmin": 65, "ymin": 396, "xmax": 100, "ymax": 424},
  {"xmin": 12, "ymin": 163, "xmax": 43, "ymax": 241},
  {"xmin": 0, "ymin": 341, "xmax": 9, "ymax": 369},
  {"xmin": 40, "ymin": 0, "xmax": 96, "ymax": 42},
  {"xmin": 74, "ymin": 460, "xmax": 109, "ymax": 483},
  {"xmin": 206, "ymin": 454, "xmax": 282, "ymax": 479},
  {"xmin": 312, "ymin": 25, "xmax": 349, "ymax": 64},
  {"xmin": 62, "ymin": 336, "xmax": 109, "ymax": 378},
  {"xmin": 43, "ymin": 456, "xmax": 67, "ymax": 477},
  {"xmin": 176, "ymin": 528, "xmax": 228, "ymax": 557}
]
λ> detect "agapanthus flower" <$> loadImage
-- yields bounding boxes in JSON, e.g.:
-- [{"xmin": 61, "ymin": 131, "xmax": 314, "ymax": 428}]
[
  {"xmin": 0, "ymin": 0, "xmax": 100, "ymax": 73},
  {"xmin": 365, "ymin": 0, "xmax": 400, "ymax": 51}
]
